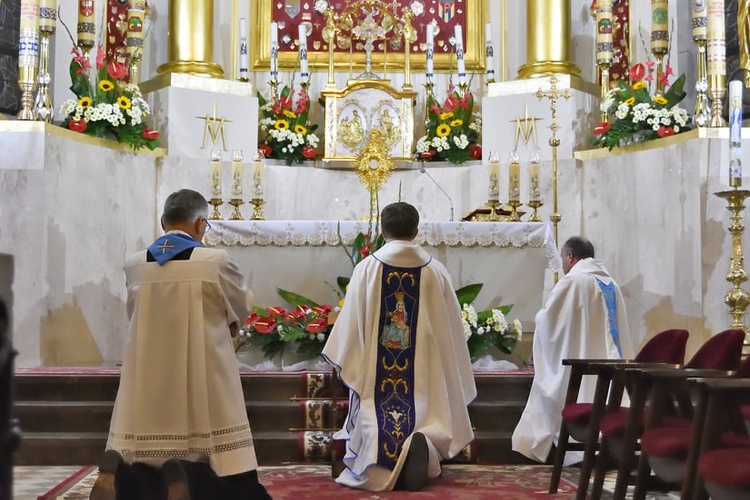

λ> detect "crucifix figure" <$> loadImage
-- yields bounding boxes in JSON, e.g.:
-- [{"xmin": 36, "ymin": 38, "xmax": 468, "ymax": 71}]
[{"xmin": 351, "ymin": 8, "xmax": 386, "ymax": 79}]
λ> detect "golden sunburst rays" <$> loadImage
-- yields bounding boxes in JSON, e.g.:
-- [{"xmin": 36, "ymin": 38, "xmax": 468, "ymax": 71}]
[{"xmin": 355, "ymin": 129, "xmax": 395, "ymax": 191}]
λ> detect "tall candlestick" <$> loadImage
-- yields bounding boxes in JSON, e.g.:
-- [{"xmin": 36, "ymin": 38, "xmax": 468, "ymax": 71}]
[
  {"xmin": 529, "ymin": 151, "xmax": 541, "ymax": 202},
  {"xmin": 34, "ymin": 0, "xmax": 55, "ymax": 122},
  {"xmin": 454, "ymin": 24, "xmax": 466, "ymax": 86},
  {"xmin": 692, "ymin": 0, "xmax": 708, "ymax": 41},
  {"xmin": 595, "ymin": 0, "xmax": 614, "ymax": 64},
  {"xmin": 18, "ymin": 0, "xmax": 40, "ymax": 121},
  {"xmin": 210, "ymin": 150, "xmax": 223, "ymax": 199},
  {"xmin": 252, "ymin": 150, "xmax": 265, "ymax": 200},
  {"xmin": 508, "ymin": 151, "xmax": 520, "ymax": 203},
  {"xmin": 231, "ymin": 150, "xmax": 244, "ymax": 198},
  {"xmin": 488, "ymin": 151, "xmax": 500, "ymax": 202},
  {"xmin": 298, "ymin": 23, "xmax": 309, "ymax": 81},
  {"xmin": 77, "ymin": 0, "xmax": 95, "ymax": 51},
  {"xmin": 730, "ymin": 80, "xmax": 743, "ymax": 187},
  {"xmin": 426, "ymin": 23, "xmax": 434, "ymax": 81},
  {"xmin": 485, "ymin": 22, "xmax": 495, "ymax": 82},
  {"xmin": 239, "ymin": 18, "xmax": 249, "ymax": 81}
]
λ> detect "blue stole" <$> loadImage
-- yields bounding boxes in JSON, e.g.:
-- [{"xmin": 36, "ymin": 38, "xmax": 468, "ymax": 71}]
[
  {"xmin": 373, "ymin": 260, "xmax": 424, "ymax": 469},
  {"xmin": 596, "ymin": 279, "xmax": 623, "ymax": 357},
  {"xmin": 147, "ymin": 233, "xmax": 202, "ymax": 266}
]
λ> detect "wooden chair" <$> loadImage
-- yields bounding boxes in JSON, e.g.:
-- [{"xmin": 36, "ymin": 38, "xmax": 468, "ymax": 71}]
[
  {"xmin": 590, "ymin": 329, "xmax": 745, "ymax": 500},
  {"xmin": 547, "ymin": 328, "xmax": 689, "ymax": 498}
]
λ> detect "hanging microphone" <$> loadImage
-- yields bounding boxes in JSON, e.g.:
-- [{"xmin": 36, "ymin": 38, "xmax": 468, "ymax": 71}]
[{"xmin": 419, "ymin": 165, "xmax": 455, "ymax": 221}]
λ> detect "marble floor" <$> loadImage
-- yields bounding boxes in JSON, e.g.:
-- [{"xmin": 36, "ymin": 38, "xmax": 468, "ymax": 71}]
[{"xmin": 12, "ymin": 466, "xmax": 83, "ymax": 499}]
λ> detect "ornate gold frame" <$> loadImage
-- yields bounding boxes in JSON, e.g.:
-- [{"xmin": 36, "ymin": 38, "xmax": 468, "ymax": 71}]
[{"xmin": 250, "ymin": 0, "xmax": 488, "ymax": 72}]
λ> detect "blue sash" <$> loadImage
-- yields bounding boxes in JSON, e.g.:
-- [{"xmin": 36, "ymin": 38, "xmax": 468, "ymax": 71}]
[
  {"xmin": 374, "ymin": 263, "xmax": 422, "ymax": 469},
  {"xmin": 147, "ymin": 233, "xmax": 202, "ymax": 266},
  {"xmin": 596, "ymin": 279, "xmax": 623, "ymax": 357}
]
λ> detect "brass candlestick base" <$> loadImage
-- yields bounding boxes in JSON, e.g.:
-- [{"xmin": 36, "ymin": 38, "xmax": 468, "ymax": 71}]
[
  {"xmin": 693, "ymin": 40, "xmax": 710, "ymax": 127},
  {"xmin": 598, "ymin": 61, "xmax": 611, "ymax": 123},
  {"xmin": 708, "ymin": 73, "xmax": 727, "ymax": 127},
  {"xmin": 508, "ymin": 201, "xmax": 522, "ymax": 222},
  {"xmin": 17, "ymin": 66, "xmax": 37, "ymax": 121},
  {"xmin": 527, "ymin": 200, "xmax": 543, "ymax": 222},
  {"xmin": 33, "ymin": 31, "xmax": 54, "ymax": 122},
  {"xmin": 715, "ymin": 188, "xmax": 750, "ymax": 335},
  {"xmin": 229, "ymin": 199, "xmax": 244, "ymax": 220},
  {"xmin": 654, "ymin": 52, "xmax": 666, "ymax": 96},
  {"xmin": 488, "ymin": 200, "xmax": 502, "ymax": 221},
  {"xmin": 250, "ymin": 198, "xmax": 265, "ymax": 220},
  {"xmin": 209, "ymin": 198, "xmax": 224, "ymax": 220}
]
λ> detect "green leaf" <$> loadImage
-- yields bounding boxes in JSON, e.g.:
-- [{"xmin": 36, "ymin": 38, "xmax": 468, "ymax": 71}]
[
  {"xmin": 455, "ymin": 283, "xmax": 483, "ymax": 306},
  {"xmin": 336, "ymin": 276, "xmax": 350, "ymax": 295},
  {"xmin": 276, "ymin": 288, "xmax": 319, "ymax": 307}
]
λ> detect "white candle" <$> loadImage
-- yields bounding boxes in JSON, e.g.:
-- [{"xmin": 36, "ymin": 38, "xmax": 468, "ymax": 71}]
[
  {"xmin": 210, "ymin": 150, "xmax": 223, "ymax": 199},
  {"xmin": 298, "ymin": 23, "xmax": 309, "ymax": 79},
  {"xmin": 485, "ymin": 22, "xmax": 495, "ymax": 81},
  {"xmin": 707, "ymin": 0, "xmax": 726, "ymax": 80},
  {"xmin": 729, "ymin": 80, "xmax": 743, "ymax": 185},
  {"xmin": 39, "ymin": 0, "xmax": 56, "ymax": 33},
  {"xmin": 270, "ymin": 22, "xmax": 279, "ymax": 79},
  {"xmin": 692, "ymin": 0, "xmax": 708, "ymax": 41},
  {"xmin": 239, "ymin": 18, "xmax": 248, "ymax": 80},
  {"xmin": 252, "ymin": 161, "xmax": 265, "ymax": 199},
  {"xmin": 19, "ymin": 0, "xmax": 40, "ymax": 69},
  {"xmin": 488, "ymin": 152, "xmax": 500, "ymax": 201},
  {"xmin": 426, "ymin": 23, "xmax": 434, "ymax": 79},
  {"xmin": 529, "ymin": 151, "xmax": 541, "ymax": 202},
  {"xmin": 77, "ymin": 0, "xmax": 95, "ymax": 49},
  {"xmin": 508, "ymin": 151, "xmax": 520, "ymax": 203},
  {"xmin": 231, "ymin": 150, "xmax": 244, "ymax": 198},
  {"xmin": 454, "ymin": 24, "xmax": 466, "ymax": 85}
]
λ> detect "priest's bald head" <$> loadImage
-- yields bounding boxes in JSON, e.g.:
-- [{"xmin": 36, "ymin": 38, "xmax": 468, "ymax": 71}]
[
  {"xmin": 381, "ymin": 202, "xmax": 419, "ymax": 241},
  {"xmin": 160, "ymin": 189, "xmax": 211, "ymax": 242},
  {"xmin": 561, "ymin": 236, "xmax": 595, "ymax": 275}
]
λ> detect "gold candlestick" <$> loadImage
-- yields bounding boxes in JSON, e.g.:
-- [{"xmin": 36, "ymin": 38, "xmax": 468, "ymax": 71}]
[
  {"xmin": 508, "ymin": 201, "xmax": 522, "ymax": 222},
  {"xmin": 250, "ymin": 198, "xmax": 265, "ymax": 220},
  {"xmin": 527, "ymin": 200, "xmax": 544, "ymax": 222},
  {"xmin": 693, "ymin": 40, "xmax": 711, "ymax": 127},
  {"xmin": 209, "ymin": 198, "xmax": 223, "ymax": 220},
  {"xmin": 17, "ymin": 0, "xmax": 40, "ymax": 121},
  {"xmin": 709, "ymin": 73, "xmax": 727, "ymax": 127},
  {"xmin": 33, "ymin": 4, "xmax": 55, "ymax": 122},
  {"xmin": 229, "ymin": 199, "xmax": 244, "ymax": 220},
  {"xmin": 599, "ymin": 62, "xmax": 611, "ymax": 122},
  {"xmin": 715, "ymin": 189, "xmax": 750, "ymax": 336}
]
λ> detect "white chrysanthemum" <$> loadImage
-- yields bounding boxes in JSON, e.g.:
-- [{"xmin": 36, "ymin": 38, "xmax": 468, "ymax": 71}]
[
  {"xmin": 307, "ymin": 133, "xmax": 320, "ymax": 147},
  {"xmin": 461, "ymin": 303, "xmax": 478, "ymax": 328},
  {"xmin": 461, "ymin": 317, "xmax": 472, "ymax": 340},
  {"xmin": 513, "ymin": 319, "xmax": 523, "ymax": 340},
  {"xmin": 453, "ymin": 134, "xmax": 469, "ymax": 149},
  {"xmin": 492, "ymin": 309, "xmax": 508, "ymax": 332},
  {"xmin": 416, "ymin": 135, "xmax": 430, "ymax": 153},
  {"xmin": 477, "ymin": 326, "xmax": 485, "ymax": 335},
  {"xmin": 60, "ymin": 99, "xmax": 77, "ymax": 116}
]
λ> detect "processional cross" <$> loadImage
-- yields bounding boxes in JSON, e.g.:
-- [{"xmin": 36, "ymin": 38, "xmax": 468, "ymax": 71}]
[{"xmin": 351, "ymin": 8, "xmax": 386, "ymax": 79}]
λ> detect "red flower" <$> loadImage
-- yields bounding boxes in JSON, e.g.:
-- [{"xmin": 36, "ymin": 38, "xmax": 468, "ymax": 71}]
[
  {"xmin": 258, "ymin": 144, "xmax": 272, "ymax": 157},
  {"xmin": 658, "ymin": 72, "xmax": 670, "ymax": 88},
  {"xmin": 73, "ymin": 53, "xmax": 91, "ymax": 75},
  {"xmin": 266, "ymin": 306, "xmax": 287, "ymax": 317},
  {"xmin": 429, "ymin": 103, "xmax": 442, "ymax": 115},
  {"xmin": 279, "ymin": 94, "xmax": 293, "ymax": 109},
  {"xmin": 593, "ymin": 122, "xmax": 611, "ymax": 136},
  {"xmin": 305, "ymin": 317, "xmax": 328, "ymax": 334},
  {"xmin": 421, "ymin": 149, "xmax": 436, "ymax": 159},
  {"xmin": 313, "ymin": 305, "xmax": 332, "ymax": 316},
  {"xmin": 657, "ymin": 126, "xmax": 675, "ymax": 137},
  {"xmin": 301, "ymin": 145, "xmax": 317, "ymax": 159},
  {"xmin": 296, "ymin": 305, "xmax": 312, "ymax": 316},
  {"xmin": 469, "ymin": 145, "xmax": 482, "ymax": 159},
  {"xmin": 68, "ymin": 119, "xmax": 87, "ymax": 132},
  {"xmin": 141, "ymin": 128, "xmax": 159, "ymax": 140},
  {"xmin": 629, "ymin": 63, "xmax": 646, "ymax": 82},
  {"xmin": 359, "ymin": 246, "xmax": 371, "ymax": 257},
  {"xmin": 96, "ymin": 46, "xmax": 105, "ymax": 69},
  {"xmin": 253, "ymin": 316, "xmax": 276, "ymax": 334},
  {"xmin": 283, "ymin": 312, "xmax": 298, "ymax": 323},
  {"xmin": 245, "ymin": 312, "xmax": 259, "ymax": 325},
  {"xmin": 444, "ymin": 93, "xmax": 460, "ymax": 112},
  {"xmin": 107, "ymin": 60, "xmax": 128, "ymax": 80}
]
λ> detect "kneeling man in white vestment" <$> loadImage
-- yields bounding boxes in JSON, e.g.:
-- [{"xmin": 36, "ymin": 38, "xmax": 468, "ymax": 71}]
[
  {"xmin": 323, "ymin": 202, "xmax": 477, "ymax": 492},
  {"xmin": 97, "ymin": 189, "xmax": 269, "ymax": 499},
  {"xmin": 512, "ymin": 236, "xmax": 635, "ymax": 464}
]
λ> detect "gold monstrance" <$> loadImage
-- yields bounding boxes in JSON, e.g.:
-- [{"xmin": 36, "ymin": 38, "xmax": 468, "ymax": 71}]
[{"xmin": 355, "ymin": 130, "xmax": 395, "ymax": 221}]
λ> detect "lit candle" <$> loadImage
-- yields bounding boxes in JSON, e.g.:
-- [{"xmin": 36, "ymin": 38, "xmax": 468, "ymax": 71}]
[
  {"xmin": 252, "ymin": 150, "xmax": 265, "ymax": 199},
  {"xmin": 210, "ymin": 150, "xmax": 223, "ymax": 199},
  {"xmin": 38, "ymin": 0, "xmax": 56, "ymax": 33},
  {"xmin": 651, "ymin": 0, "xmax": 669, "ymax": 55},
  {"xmin": 239, "ymin": 18, "xmax": 249, "ymax": 80},
  {"xmin": 126, "ymin": 0, "xmax": 146, "ymax": 58},
  {"xmin": 707, "ymin": 0, "xmax": 726, "ymax": 80},
  {"xmin": 729, "ymin": 80, "xmax": 743, "ymax": 185},
  {"xmin": 270, "ymin": 22, "xmax": 279, "ymax": 80},
  {"xmin": 426, "ymin": 23, "xmax": 434, "ymax": 81},
  {"xmin": 231, "ymin": 150, "xmax": 244, "ymax": 198},
  {"xmin": 692, "ymin": 0, "xmax": 708, "ymax": 41},
  {"xmin": 19, "ymin": 0, "xmax": 40, "ymax": 68},
  {"xmin": 454, "ymin": 24, "xmax": 466, "ymax": 85},
  {"xmin": 595, "ymin": 0, "xmax": 614, "ymax": 64},
  {"xmin": 508, "ymin": 151, "xmax": 520, "ymax": 203},
  {"xmin": 77, "ymin": 0, "xmax": 95, "ymax": 50},
  {"xmin": 529, "ymin": 151, "xmax": 541, "ymax": 203},
  {"xmin": 488, "ymin": 152, "xmax": 500, "ymax": 202},
  {"xmin": 485, "ymin": 22, "xmax": 495, "ymax": 81},
  {"xmin": 298, "ymin": 23, "xmax": 309, "ymax": 80}
]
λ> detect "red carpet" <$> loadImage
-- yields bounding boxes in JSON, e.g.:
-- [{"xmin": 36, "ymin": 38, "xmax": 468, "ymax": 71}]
[{"xmin": 42, "ymin": 464, "xmax": 578, "ymax": 499}]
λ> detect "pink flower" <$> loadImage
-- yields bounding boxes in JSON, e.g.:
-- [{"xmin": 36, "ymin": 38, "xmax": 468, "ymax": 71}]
[
  {"xmin": 95, "ymin": 46, "xmax": 105, "ymax": 69},
  {"xmin": 73, "ymin": 53, "xmax": 91, "ymax": 75},
  {"xmin": 658, "ymin": 73, "xmax": 671, "ymax": 88},
  {"xmin": 429, "ymin": 103, "xmax": 442, "ymax": 115},
  {"xmin": 107, "ymin": 60, "xmax": 128, "ymax": 80},
  {"xmin": 444, "ymin": 93, "xmax": 460, "ymax": 112}
]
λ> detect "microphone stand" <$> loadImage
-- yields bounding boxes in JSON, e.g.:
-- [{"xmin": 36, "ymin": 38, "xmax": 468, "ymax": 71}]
[{"xmin": 419, "ymin": 162, "xmax": 455, "ymax": 221}]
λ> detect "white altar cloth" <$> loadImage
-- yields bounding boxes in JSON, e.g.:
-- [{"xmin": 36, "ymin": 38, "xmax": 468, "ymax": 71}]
[{"xmin": 205, "ymin": 221, "xmax": 561, "ymax": 328}]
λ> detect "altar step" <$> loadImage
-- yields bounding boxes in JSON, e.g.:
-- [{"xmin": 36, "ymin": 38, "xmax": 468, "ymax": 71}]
[{"xmin": 12, "ymin": 371, "xmax": 533, "ymax": 466}]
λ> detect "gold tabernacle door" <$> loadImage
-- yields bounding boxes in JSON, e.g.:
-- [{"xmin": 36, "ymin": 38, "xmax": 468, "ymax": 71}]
[{"xmin": 321, "ymin": 79, "xmax": 417, "ymax": 165}]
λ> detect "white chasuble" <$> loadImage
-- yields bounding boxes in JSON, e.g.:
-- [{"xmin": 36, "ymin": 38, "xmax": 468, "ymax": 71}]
[
  {"xmin": 107, "ymin": 246, "xmax": 258, "ymax": 477},
  {"xmin": 323, "ymin": 240, "xmax": 476, "ymax": 491},
  {"xmin": 512, "ymin": 258, "xmax": 634, "ymax": 464}
]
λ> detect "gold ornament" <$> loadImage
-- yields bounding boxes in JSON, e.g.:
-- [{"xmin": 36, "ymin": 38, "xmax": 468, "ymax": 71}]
[{"xmin": 355, "ymin": 130, "xmax": 394, "ymax": 190}]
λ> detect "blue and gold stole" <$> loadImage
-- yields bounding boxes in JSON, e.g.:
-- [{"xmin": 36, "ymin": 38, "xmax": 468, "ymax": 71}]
[
  {"xmin": 147, "ymin": 232, "xmax": 202, "ymax": 266},
  {"xmin": 596, "ymin": 279, "xmax": 623, "ymax": 357},
  {"xmin": 374, "ymin": 262, "xmax": 423, "ymax": 469}
]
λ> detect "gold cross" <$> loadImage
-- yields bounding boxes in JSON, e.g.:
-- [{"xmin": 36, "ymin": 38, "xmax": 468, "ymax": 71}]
[
  {"xmin": 512, "ymin": 102, "xmax": 542, "ymax": 150},
  {"xmin": 534, "ymin": 75, "xmax": 572, "ymax": 148},
  {"xmin": 157, "ymin": 240, "xmax": 174, "ymax": 254},
  {"xmin": 196, "ymin": 101, "xmax": 232, "ymax": 150}
]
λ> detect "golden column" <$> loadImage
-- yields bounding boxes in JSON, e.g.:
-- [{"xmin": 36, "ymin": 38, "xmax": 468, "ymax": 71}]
[
  {"xmin": 157, "ymin": 0, "xmax": 223, "ymax": 78},
  {"xmin": 517, "ymin": 0, "xmax": 580, "ymax": 79}
]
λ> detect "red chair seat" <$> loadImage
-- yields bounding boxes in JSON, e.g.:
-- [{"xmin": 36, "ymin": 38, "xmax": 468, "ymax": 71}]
[
  {"xmin": 699, "ymin": 448, "xmax": 750, "ymax": 487},
  {"xmin": 741, "ymin": 404, "xmax": 750, "ymax": 421},
  {"xmin": 600, "ymin": 410, "xmax": 691, "ymax": 438},
  {"xmin": 642, "ymin": 426, "xmax": 750, "ymax": 458},
  {"xmin": 561, "ymin": 403, "xmax": 594, "ymax": 423}
]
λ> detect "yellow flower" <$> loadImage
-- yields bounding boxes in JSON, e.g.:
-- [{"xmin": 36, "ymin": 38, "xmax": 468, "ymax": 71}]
[
  {"xmin": 625, "ymin": 97, "xmax": 635, "ymax": 106},
  {"xmin": 439, "ymin": 111, "xmax": 454, "ymax": 121},
  {"xmin": 436, "ymin": 124, "xmax": 451, "ymax": 137},
  {"xmin": 653, "ymin": 96, "xmax": 668, "ymax": 105},
  {"xmin": 78, "ymin": 97, "xmax": 92, "ymax": 108},
  {"xmin": 632, "ymin": 81, "xmax": 646, "ymax": 90},
  {"xmin": 450, "ymin": 119, "xmax": 463, "ymax": 127},
  {"xmin": 274, "ymin": 119, "xmax": 289, "ymax": 130},
  {"xmin": 283, "ymin": 110, "xmax": 297, "ymax": 119},
  {"xmin": 98, "ymin": 80, "xmax": 114, "ymax": 92},
  {"xmin": 338, "ymin": 298, "xmax": 345, "ymax": 308},
  {"xmin": 294, "ymin": 124, "xmax": 307, "ymax": 135},
  {"xmin": 117, "ymin": 96, "xmax": 132, "ymax": 109}
]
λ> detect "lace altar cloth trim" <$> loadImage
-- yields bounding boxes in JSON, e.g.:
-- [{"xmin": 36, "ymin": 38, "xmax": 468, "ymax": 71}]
[{"xmin": 204, "ymin": 221, "xmax": 562, "ymax": 271}]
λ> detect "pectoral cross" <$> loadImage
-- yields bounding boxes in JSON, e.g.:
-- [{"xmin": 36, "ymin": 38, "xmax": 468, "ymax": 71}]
[{"xmin": 157, "ymin": 240, "xmax": 174, "ymax": 254}]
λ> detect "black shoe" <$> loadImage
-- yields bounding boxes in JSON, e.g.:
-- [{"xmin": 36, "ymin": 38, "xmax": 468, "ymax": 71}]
[
  {"xmin": 90, "ymin": 449, "xmax": 124, "ymax": 500},
  {"xmin": 163, "ymin": 459, "xmax": 191, "ymax": 500},
  {"xmin": 401, "ymin": 432, "xmax": 429, "ymax": 492}
]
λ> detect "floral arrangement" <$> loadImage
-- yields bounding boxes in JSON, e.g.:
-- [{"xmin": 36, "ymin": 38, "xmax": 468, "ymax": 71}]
[
  {"xmin": 457, "ymin": 283, "xmax": 522, "ymax": 361},
  {"xmin": 258, "ymin": 84, "xmax": 319, "ymax": 165},
  {"xmin": 59, "ymin": 46, "xmax": 159, "ymax": 151},
  {"xmin": 592, "ymin": 62, "xmax": 690, "ymax": 150},
  {"xmin": 416, "ymin": 86, "xmax": 482, "ymax": 164},
  {"xmin": 236, "ymin": 288, "xmax": 333, "ymax": 360}
]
